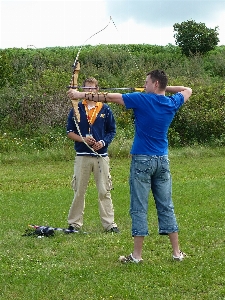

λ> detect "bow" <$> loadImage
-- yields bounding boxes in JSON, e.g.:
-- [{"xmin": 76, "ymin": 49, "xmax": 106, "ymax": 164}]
[
  {"xmin": 68, "ymin": 16, "xmax": 115, "ymax": 119},
  {"xmin": 68, "ymin": 17, "xmax": 113, "ymax": 122},
  {"xmin": 67, "ymin": 17, "xmax": 114, "ymax": 157}
]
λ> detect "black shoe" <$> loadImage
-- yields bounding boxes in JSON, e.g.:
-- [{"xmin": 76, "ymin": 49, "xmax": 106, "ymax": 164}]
[
  {"xmin": 68, "ymin": 225, "xmax": 75, "ymax": 231},
  {"xmin": 65, "ymin": 225, "xmax": 80, "ymax": 234},
  {"xmin": 107, "ymin": 227, "xmax": 120, "ymax": 233}
]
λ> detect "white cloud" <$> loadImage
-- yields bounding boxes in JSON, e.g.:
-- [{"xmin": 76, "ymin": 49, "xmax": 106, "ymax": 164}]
[{"xmin": 1, "ymin": 0, "xmax": 225, "ymax": 49}]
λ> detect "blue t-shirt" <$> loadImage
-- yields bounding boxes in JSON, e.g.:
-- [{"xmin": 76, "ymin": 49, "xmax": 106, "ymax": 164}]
[{"xmin": 122, "ymin": 92, "xmax": 184, "ymax": 155}]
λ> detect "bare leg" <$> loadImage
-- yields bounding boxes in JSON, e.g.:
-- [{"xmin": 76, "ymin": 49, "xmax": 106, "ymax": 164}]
[
  {"xmin": 168, "ymin": 232, "xmax": 180, "ymax": 257},
  {"xmin": 133, "ymin": 236, "xmax": 144, "ymax": 260}
]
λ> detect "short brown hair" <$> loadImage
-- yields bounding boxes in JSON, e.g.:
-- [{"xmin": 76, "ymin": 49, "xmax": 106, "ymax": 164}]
[
  {"xmin": 147, "ymin": 70, "xmax": 168, "ymax": 90},
  {"xmin": 83, "ymin": 77, "xmax": 98, "ymax": 88}
]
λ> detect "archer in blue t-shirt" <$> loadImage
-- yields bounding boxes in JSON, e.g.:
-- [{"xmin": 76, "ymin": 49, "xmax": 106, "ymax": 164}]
[{"xmin": 67, "ymin": 69, "xmax": 192, "ymax": 264}]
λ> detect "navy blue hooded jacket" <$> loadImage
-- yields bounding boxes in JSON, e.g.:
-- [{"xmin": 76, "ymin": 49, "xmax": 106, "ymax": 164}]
[{"xmin": 66, "ymin": 101, "xmax": 116, "ymax": 157}]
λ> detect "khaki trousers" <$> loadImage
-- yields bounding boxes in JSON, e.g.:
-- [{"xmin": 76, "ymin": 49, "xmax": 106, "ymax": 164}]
[{"xmin": 68, "ymin": 156, "xmax": 117, "ymax": 230}]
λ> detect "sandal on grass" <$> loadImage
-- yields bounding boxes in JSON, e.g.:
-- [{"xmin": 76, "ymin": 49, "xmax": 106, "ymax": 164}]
[
  {"xmin": 173, "ymin": 251, "xmax": 186, "ymax": 261},
  {"xmin": 119, "ymin": 253, "xmax": 143, "ymax": 264}
]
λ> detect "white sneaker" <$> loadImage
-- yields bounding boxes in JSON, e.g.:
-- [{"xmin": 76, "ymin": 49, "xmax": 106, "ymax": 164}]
[
  {"xmin": 119, "ymin": 253, "xmax": 143, "ymax": 264},
  {"xmin": 173, "ymin": 251, "xmax": 186, "ymax": 261}
]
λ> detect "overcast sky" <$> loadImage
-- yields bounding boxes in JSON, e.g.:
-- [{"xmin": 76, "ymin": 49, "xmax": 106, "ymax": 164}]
[{"xmin": 1, "ymin": 0, "xmax": 225, "ymax": 49}]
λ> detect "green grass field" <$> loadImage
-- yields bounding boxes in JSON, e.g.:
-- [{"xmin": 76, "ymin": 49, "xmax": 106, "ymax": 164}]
[{"xmin": 1, "ymin": 147, "xmax": 225, "ymax": 300}]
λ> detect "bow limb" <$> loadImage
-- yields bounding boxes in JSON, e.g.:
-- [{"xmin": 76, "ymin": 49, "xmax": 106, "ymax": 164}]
[{"xmin": 70, "ymin": 61, "xmax": 81, "ymax": 122}]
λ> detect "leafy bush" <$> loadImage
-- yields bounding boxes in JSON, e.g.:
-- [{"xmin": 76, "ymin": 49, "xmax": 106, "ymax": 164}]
[
  {"xmin": 171, "ymin": 81, "xmax": 225, "ymax": 145},
  {"xmin": 0, "ymin": 44, "xmax": 225, "ymax": 151},
  {"xmin": 203, "ymin": 46, "xmax": 225, "ymax": 77}
]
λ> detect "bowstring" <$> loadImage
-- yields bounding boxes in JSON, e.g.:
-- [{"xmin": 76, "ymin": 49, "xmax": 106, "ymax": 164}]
[
  {"xmin": 110, "ymin": 16, "xmax": 140, "ymax": 72},
  {"xmin": 71, "ymin": 16, "xmax": 112, "ymax": 76},
  {"xmin": 70, "ymin": 17, "xmax": 141, "ymax": 170},
  {"xmin": 107, "ymin": 17, "xmax": 140, "ymax": 171}
]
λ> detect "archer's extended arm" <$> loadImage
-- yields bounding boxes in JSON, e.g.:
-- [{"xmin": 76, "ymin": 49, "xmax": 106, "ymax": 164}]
[{"xmin": 67, "ymin": 90, "xmax": 125, "ymax": 106}]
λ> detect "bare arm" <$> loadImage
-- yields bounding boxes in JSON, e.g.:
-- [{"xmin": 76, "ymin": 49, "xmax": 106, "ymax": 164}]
[
  {"xmin": 67, "ymin": 90, "xmax": 125, "ymax": 105},
  {"xmin": 166, "ymin": 86, "xmax": 192, "ymax": 103},
  {"xmin": 67, "ymin": 131, "xmax": 82, "ymax": 142},
  {"xmin": 107, "ymin": 93, "xmax": 124, "ymax": 105}
]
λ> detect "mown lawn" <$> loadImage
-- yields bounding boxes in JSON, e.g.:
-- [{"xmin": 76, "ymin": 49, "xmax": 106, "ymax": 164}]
[{"xmin": 0, "ymin": 147, "xmax": 225, "ymax": 300}]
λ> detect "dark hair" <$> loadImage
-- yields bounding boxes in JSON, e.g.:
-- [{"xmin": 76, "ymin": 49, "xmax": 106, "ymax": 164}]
[{"xmin": 147, "ymin": 70, "xmax": 168, "ymax": 90}]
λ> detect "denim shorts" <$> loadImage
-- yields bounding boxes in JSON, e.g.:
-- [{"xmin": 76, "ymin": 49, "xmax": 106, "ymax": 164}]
[{"xmin": 129, "ymin": 155, "xmax": 179, "ymax": 236}]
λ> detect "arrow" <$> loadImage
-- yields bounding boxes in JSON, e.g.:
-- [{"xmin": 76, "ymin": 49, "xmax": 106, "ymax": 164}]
[{"xmin": 67, "ymin": 86, "xmax": 145, "ymax": 92}]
